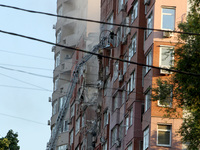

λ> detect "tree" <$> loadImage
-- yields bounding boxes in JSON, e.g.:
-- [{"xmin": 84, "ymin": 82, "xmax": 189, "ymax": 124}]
[
  {"xmin": 0, "ymin": 130, "xmax": 20, "ymax": 150},
  {"xmin": 152, "ymin": 0, "xmax": 200, "ymax": 149}
]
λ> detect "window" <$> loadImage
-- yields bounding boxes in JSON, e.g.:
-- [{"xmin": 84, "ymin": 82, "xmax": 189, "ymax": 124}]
[
  {"xmin": 127, "ymin": 80, "xmax": 130, "ymax": 96},
  {"xmin": 56, "ymin": 29, "xmax": 61, "ymax": 43},
  {"xmin": 81, "ymin": 114, "xmax": 85, "ymax": 127},
  {"xmin": 125, "ymin": 116, "xmax": 129, "ymax": 134},
  {"xmin": 131, "ymin": 1, "xmax": 138, "ymax": 23},
  {"xmin": 107, "ymin": 13, "xmax": 114, "ymax": 30},
  {"xmin": 57, "ymin": 5, "xmax": 62, "ymax": 16},
  {"xmin": 123, "ymin": 53, "xmax": 128, "ymax": 75},
  {"xmin": 111, "ymin": 126, "xmax": 118, "ymax": 146},
  {"xmin": 118, "ymin": 0, "xmax": 124, "ymax": 13},
  {"xmin": 145, "ymin": 50, "xmax": 152, "ymax": 74},
  {"xmin": 63, "ymin": 120, "xmax": 69, "ymax": 132},
  {"xmin": 145, "ymin": 90, "xmax": 151, "ymax": 111},
  {"xmin": 52, "ymin": 101, "xmax": 58, "ymax": 115},
  {"xmin": 160, "ymin": 46, "xmax": 174, "ymax": 69},
  {"xmin": 122, "ymin": 89, "xmax": 126, "ymax": 104},
  {"xmin": 113, "ymin": 61, "xmax": 119, "ymax": 81},
  {"xmin": 162, "ymin": 8, "xmax": 175, "ymax": 30},
  {"xmin": 119, "ymin": 122, "xmax": 123, "ymax": 140},
  {"xmin": 158, "ymin": 85, "xmax": 173, "ymax": 107},
  {"xmin": 70, "ymin": 104, "xmax": 75, "ymax": 118},
  {"xmin": 113, "ymin": 94, "xmax": 119, "ymax": 111},
  {"xmin": 130, "ymin": 108, "xmax": 133, "ymax": 126},
  {"xmin": 147, "ymin": 11, "xmax": 153, "ymax": 37},
  {"xmin": 58, "ymin": 145, "xmax": 67, "ymax": 150},
  {"xmin": 103, "ymin": 110, "xmax": 108, "ymax": 126},
  {"xmin": 129, "ymin": 34, "xmax": 137, "ymax": 61},
  {"xmin": 116, "ymin": 28, "xmax": 121, "ymax": 46},
  {"xmin": 54, "ymin": 76, "xmax": 59, "ymax": 91},
  {"xmin": 52, "ymin": 125, "xmax": 56, "ymax": 137},
  {"xmin": 75, "ymin": 117, "xmax": 80, "ymax": 134},
  {"xmin": 127, "ymin": 143, "xmax": 133, "ymax": 150},
  {"xmin": 157, "ymin": 125, "xmax": 171, "ymax": 146},
  {"xmin": 103, "ymin": 142, "xmax": 107, "ymax": 150},
  {"xmin": 130, "ymin": 71, "xmax": 135, "ymax": 91},
  {"xmin": 55, "ymin": 52, "xmax": 60, "ymax": 68},
  {"xmin": 59, "ymin": 96, "xmax": 66, "ymax": 111},
  {"xmin": 143, "ymin": 127, "xmax": 149, "ymax": 150},
  {"xmin": 70, "ymin": 130, "xmax": 74, "ymax": 145}
]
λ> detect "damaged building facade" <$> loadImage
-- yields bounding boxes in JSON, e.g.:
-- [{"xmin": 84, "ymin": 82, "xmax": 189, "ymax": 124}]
[{"xmin": 47, "ymin": 0, "xmax": 189, "ymax": 150}]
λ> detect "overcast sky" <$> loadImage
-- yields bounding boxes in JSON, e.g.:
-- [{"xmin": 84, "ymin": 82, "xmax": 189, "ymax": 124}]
[{"xmin": 0, "ymin": 0, "xmax": 56, "ymax": 149}]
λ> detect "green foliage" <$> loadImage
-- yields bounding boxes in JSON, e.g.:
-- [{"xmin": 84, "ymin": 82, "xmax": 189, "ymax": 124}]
[
  {"xmin": 152, "ymin": 0, "xmax": 200, "ymax": 149},
  {"xmin": 0, "ymin": 130, "xmax": 20, "ymax": 150}
]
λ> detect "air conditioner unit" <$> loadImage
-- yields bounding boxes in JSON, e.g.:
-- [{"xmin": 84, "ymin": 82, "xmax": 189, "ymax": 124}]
[
  {"xmin": 97, "ymin": 80, "xmax": 104, "ymax": 89},
  {"xmin": 48, "ymin": 97, "xmax": 52, "ymax": 102},
  {"xmin": 115, "ymin": 139, "xmax": 121, "ymax": 147},
  {"xmin": 163, "ymin": 31, "xmax": 173, "ymax": 38},
  {"xmin": 65, "ymin": 54, "xmax": 71, "ymax": 59},
  {"xmin": 53, "ymin": 24, "xmax": 56, "ymax": 29},
  {"xmin": 119, "ymin": 74, "xmax": 124, "ymax": 82},
  {"xmin": 48, "ymin": 120, "xmax": 51, "ymax": 126},
  {"xmin": 160, "ymin": 67, "xmax": 172, "ymax": 74},
  {"xmin": 144, "ymin": 0, "xmax": 150, "ymax": 5}
]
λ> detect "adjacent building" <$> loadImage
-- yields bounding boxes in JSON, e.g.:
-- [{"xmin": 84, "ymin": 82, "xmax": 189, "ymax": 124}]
[{"xmin": 48, "ymin": 0, "xmax": 189, "ymax": 150}]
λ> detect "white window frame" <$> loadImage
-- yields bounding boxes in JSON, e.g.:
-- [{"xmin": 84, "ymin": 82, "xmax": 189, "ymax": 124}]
[
  {"xmin": 130, "ymin": 70, "xmax": 135, "ymax": 91},
  {"xmin": 157, "ymin": 124, "xmax": 171, "ymax": 147},
  {"xmin": 113, "ymin": 61, "xmax": 119, "ymax": 81},
  {"xmin": 145, "ymin": 50, "xmax": 152, "ymax": 74},
  {"xmin": 58, "ymin": 145, "xmax": 67, "ymax": 150},
  {"xmin": 127, "ymin": 79, "xmax": 130, "ymax": 96},
  {"xmin": 63, "ymin": 120, "xmax": 69, "ymax": 132},
  {"xmin": 158, "ymin": 85, "xmax": 173, "ymax": 107},
  {"xmin": 52, "ymin": 101, "xmax": 58, "ymax": 115},
  {"xmin": 103, "ymin": 142, "xmax": 107, "ymax": 150},
  {"xmin": 130, "ymin": 108, "xmax": 133, "ymax": 126},
  {"xmin": 55, "ymin": 52, "xmax": 60, "ymax": 68},
  {"xmin": 125, "ymin": 116, "xmax": 129, "ymax": 134},
  {"xmin": 56, "ymin": 29, "xmax": 61, "ymax": 43},
  {"xmin": 147, "ymin": 11, "xmax": 153, "ymax": 37},
  {"xmin": 159, "ymin": 46, "xmax": 174, "ymax": 69},
  {"xmin": 59, "ymin": 96, "xmax": 65, "ymax": 111},
  {"xmin": 70, "ymin": 104, "xmax": 75, "ymax": 118},
  {"xmin": 161, "ymin": 7, "xmax": 175, "ymax": 30},
  {"xmin": 118, "ymin": 0, "xmax": 124, "ymax": 13},
  {"xmin": 143, "ymin": 127, "xmax": 149, "ymax": 150},
  {"xmin": 145, "ymin": 89, "xmax": 151, "ymax": 112},
  {"xmin": 129, "ymin": 33, "xmax": 137, "ymax": 61},
  {"xmin": 81, "ymin": 113, "xmax": 85, "ymax": 127},
  {"xmin": 127, "ymin": 143, "xmax": 133, "ymax": 150},
  {"xmin": 123, "ymin": 53, "xmax": 128, "ymax": 75},
  {"xmin": 113, "ymin": 93, "xmax": 119, "ymax": 111},
  {"xmin": 75, "ymin": 117, "xmax": 80, "ymax": 135},
  {"xmin": 104, "ymin": 110, "xmax": 108, "ymax": 127},
  {"xmin": 70, "ymin": 129, "xmax": 74, "ymax": 146},
  {"xmin": 111, "ymin": 126, "xmax": 118, "ymax": 146},
  {"xmin": 131, "ymin": 1, "xmax": 138, "ymax": 23},
  {"xmin": 54, "ymin": 76, "xmax": 59, "ymax": 91}
]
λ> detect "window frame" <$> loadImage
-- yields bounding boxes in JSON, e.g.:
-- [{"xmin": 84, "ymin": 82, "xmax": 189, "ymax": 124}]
[
  {"xmin": 131, "ymin": 1, "xmax": 138, "ymax": 23},
  {"xmin": 111, "ymin": 126, "xmax": 118, "ymax": 146},
  {"xmin": 157, "ymin": 124, "xmax": 172, "ymax": 147},
  {"xmin": 56, "ymin": 29, "xmax": 62, "ymax": 43},
  {"xmin": 143, "ymin": 127, "xmax": 149, "ymax": 150},
  {"xmin": 145, "ymin": 49, "xmax": 152, "ymax": 74},
  {"xmin": 145, "ymin": 89, "xmax": 151, "ymax": 112},
  {"xmin": 159, "ymin": 46, "xmax": 174, "ymax": 69},
  {"xmin": 130, "ymin": 70, "xmax": 136, "ymax": 92},
  {"xmin": 147, "ymin": 11, "xmax": 153, "ymax": 37},
  {"xmin": 113, "ymin": 61, "xmax": 119, "ymax": 81},
  {"xmin": 161, "ymin": 7, "xmax": 175, "ymax": 30},
  {"xmin": 103, "ymin": 110, "xmax": 108, "ymax": 127}
]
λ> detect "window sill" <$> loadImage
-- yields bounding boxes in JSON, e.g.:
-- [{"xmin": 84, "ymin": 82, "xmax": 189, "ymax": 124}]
[{"xmin": 157, "ymin": 144, "xmax": 171, "ymax": 147}]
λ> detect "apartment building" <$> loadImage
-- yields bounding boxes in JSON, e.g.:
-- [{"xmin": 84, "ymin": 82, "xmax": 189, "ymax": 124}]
[
  {"xmin": 48, "ymin": 0, "xmax": 189, "ymax": 150},
  {"xmin": 95, "ymin": 0, "xmax": 188, "ymax": 150},
  {"xmin": 47, "ymin": 0, "xmax": 100, "ymax": 149}
]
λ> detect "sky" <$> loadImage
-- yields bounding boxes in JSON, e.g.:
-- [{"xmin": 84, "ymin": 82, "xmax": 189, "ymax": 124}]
[{"xmin": 0, "ymin": 0, "xmax": 56, "ymax": 149}]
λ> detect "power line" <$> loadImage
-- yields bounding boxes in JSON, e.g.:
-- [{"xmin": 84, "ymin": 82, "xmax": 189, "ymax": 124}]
[
  {"xmin": 0, "ymin": 49, "xmax": 53, "ymax": 60},
  {"xmin": 0, "ymin": 84, "xmax": 52, "ymax": 92},
  {"xmin": 0, "ymin": 112, "xmax": 47, "ymax": 126},
  {"xmin": 0, "ymin": 72, "xmax": 51, "ymax": 92},
  {"xmin": 0, "ymin": 4, "xmax": 199, "ymax": 36},
  {"xmin": 0, "ymin": 29, "xmax": 200, "ymax": 77}
]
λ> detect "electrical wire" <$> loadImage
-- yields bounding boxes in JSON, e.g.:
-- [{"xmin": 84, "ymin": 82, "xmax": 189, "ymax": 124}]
[
  {"xmin": 0, "ymin": 29, "xmax": 199, "ymax": 77},
  {"xmin": 0, "ymin": 4, "xmax": 199, "ymax": 36},
  {"xmin": 0, "ymin": 49, "xmax": 53, "ymax": 60},
  {"xmin": 0, "ymin": 112, "xmax": 47, "ymax": 126},
  {"xmin": 0, "ymin": 72, "xmax": 51, "ymax": 92}
]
